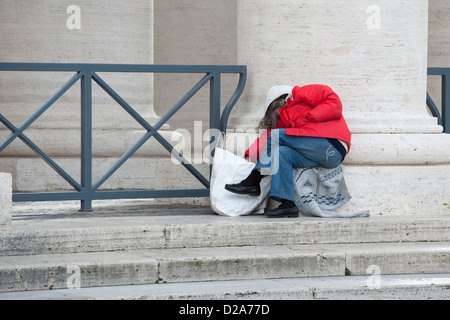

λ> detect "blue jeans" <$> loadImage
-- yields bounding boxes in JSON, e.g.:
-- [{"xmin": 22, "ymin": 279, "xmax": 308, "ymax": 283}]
[{"xmin": 254, "ymin": 129, "xmax": 344, "ymax": 202}]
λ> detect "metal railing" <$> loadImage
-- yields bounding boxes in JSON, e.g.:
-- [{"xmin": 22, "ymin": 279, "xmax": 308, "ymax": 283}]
[
  {"xmin": 0, "ymin": 63, "xmax": 246, "ymax": 211},
  {"xmin": 427, "ymin": 67, "xmax": 450, "ymax": 133}
]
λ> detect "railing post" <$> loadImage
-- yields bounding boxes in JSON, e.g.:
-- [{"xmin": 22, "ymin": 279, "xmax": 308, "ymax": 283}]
[
  {"xmin": 209, "ymin": 72, "xmax": 221, "ymax": 167},
  {"xmin": 442, "ymin": 72, "xmax": 450, "ymax": 134},
  {"xmin": 210, "ymin": 72, "xmax": 221, "ymax": 131},
  {"xmin": 80, "ymin": 70, "xmax": 93, "ymax": 211}
]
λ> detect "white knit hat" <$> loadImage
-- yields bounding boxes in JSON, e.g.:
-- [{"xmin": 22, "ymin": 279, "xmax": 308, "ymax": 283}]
[{"xmin": 264, "ymin": 85, "xmax": 293, "ymax": 110}]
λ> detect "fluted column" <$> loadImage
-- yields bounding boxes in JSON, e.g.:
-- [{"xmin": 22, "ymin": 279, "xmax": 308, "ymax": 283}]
[
  {"xmin": 0, "ymin": 0, "xmax": 190, "ymax": 193},
  {"xmin": 233, "ymin": 0, "xmax": 436, "ymax": 133},
  {"xmin": 0, "ymin": 0, "xmax": 165, "ymax": 158}
]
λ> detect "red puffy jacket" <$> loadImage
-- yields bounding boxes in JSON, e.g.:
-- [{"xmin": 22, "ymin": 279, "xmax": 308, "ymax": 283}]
[{"xmin": 245, "ymin": 84, "xmax": 351, "ymax": 161}]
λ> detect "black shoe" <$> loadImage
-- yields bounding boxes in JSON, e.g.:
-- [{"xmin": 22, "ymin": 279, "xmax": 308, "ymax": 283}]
[
  {"xmin": 224, "ymin": 170, "xmax": 262, "ymax": 196},
  {"xmin": 225, "ymin": 183, "xmax": 261, "ymax": 196},
  {"xmin": 266, "ymin": 200, "xmax": 298, "ymax": 218}
]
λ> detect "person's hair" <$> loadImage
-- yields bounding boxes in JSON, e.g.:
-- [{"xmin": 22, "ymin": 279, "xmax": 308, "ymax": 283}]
[{"xmin": 257, "ymin": 94, "xmax": 288, "ymax": 130}]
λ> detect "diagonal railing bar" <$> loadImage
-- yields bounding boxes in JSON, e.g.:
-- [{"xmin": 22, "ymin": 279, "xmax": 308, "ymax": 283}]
[
  {"xmin": 0, "ymin": 72, "xmax": 84, "ymax": 191},
  {"xmin": 92, "ymin": 72, "xmax": 211, "ymax": 141},
  {"xmin": 152, "ymin": 73, "xmax": 214, "ymax": 132},
  {"xmin": 0, "ymin": 113, "xmax": 20, "ymax": 151},
  {"xmin": 0, "ymin": 115, "xmax": 83, "ymax": 191},
  {"xmin": 426, "ymin": 92, "xmax": 442, "ymax": 126},
  {"xmin": 0, "ymin": 72, "xmax": 83, "ymax": 152},
  {"xmin": 90, "ymin": 72, "xmax": 212, "ymax": 191},
  {"xmin": 0, "ymin": 63, "xmax": 247, "ymax": 211},
  {"xmin": 91, "ymin": 72, "xmax": 151, "ymax": 128}
]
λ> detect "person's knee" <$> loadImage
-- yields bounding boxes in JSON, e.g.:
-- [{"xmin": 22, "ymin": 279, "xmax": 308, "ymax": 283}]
[
  {"xmin": 323, "ymin": 145, "xmax": 343, "ymax": 168},
  {"xmin": 278, "ymin": 146, "xmax": 291, "ymax": 158}
]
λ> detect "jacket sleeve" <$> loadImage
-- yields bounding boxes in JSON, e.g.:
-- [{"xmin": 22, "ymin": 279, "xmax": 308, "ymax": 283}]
[
  {"xmin": 293, "ymin": 85, "xmax": 343, "ymax": 123},
  {"xmin": 244, "ymin": 130, "xmax": 270, "ymax": 162}
]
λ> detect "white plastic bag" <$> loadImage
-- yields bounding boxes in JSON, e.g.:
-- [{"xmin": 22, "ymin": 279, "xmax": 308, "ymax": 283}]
[{"xmin": 210, "ymin": 147, "xmax": 270, "ymax": 217}]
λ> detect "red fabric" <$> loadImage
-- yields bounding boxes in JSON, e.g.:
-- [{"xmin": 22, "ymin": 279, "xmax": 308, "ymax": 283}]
[
  {"xmin": 244, "ymin": 84, "xmax": 351, "ymax": 161},
  {"xmin": 245, "ymin": 129, "xmax": 271, "ymax": 163}
]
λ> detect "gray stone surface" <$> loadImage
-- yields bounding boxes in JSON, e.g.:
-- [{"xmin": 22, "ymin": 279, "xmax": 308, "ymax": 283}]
[
  {"xmin": 0, "ymin": 173, "xmax": 12, "ymax": 226},
  {"xmin": 2, "ymin": 200, "xmax": 450, "ymax": 255},
  {"xmin": 0, "ymin": 200, "xmax": 449, "ymax": 299},
  {"xmin": 1, "ymin": 274, "xmax": 449, "ymax": 300}
]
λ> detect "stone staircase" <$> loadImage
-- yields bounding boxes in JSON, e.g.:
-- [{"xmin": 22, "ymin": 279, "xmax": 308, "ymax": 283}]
[{"xmin": 0, "ymin": 201, "xmax": 449, "ymax": 299}]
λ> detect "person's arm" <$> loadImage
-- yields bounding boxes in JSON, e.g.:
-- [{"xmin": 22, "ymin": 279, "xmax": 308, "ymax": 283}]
[{"xmin": 244, "ymin": 130, "xmax": 270, "ymax": 163}]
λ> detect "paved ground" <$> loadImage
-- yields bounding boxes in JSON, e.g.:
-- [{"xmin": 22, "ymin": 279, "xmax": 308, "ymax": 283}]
[
  {"xmin": 9, "ymin": 199, "xmax": 226, "ymax": 229},
  {"xmin": 8, "ymin": 197, "xmax": 450, "ymax": 228}
]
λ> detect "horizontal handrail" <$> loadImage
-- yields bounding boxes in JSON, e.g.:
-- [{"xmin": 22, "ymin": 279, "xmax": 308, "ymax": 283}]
[
  {"xmin": 0, "ymin": 62, "xmax": 245, "ymax": 74},
  {"xmin": 0, "ymin": 63, "xmax": 247, "ymax": 211}
]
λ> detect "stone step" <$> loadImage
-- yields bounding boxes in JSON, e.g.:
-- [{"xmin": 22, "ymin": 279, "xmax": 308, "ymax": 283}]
[
  {"xmin": 1, "ymin": 274, "xmax": 449, "ymax": 300},
  {"xmin": 1, "ymin": 242, "xmax": 449, "ymax": 293},
  {"xmin": 2, "ymin": 213, "xmax": 450, "ymax": 256}
]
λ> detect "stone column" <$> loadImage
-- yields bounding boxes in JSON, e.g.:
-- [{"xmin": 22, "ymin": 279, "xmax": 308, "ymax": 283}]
[
  {"xmin": 0, "ymin": 1, "xmax": 191, "ymax": 193},
  {"xmin": 232, "ymin": 0, "xmax": 450, "ymax": 215},
  {"xmin": 0, "ymin": 0, "xmax": 159, "ymax": 130}
]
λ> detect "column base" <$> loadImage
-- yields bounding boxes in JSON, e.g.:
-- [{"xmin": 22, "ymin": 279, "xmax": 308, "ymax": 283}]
[
  {"xmin": 0, "ymin": 127, "xmax": 179, "ymax": 158},
  {"xmin": 225, "ymin": 131, "xmax": 450, "ymax": 215},
  {"xmin": 0, "ymin": 173, "xmax": 12, "ymax": 226},
  {"xmin": 335, "ymin": 164, "xmax": 450, "ymax": 215},
  {"xmin": 1, "ymin": 157, "xmax": 209, "ymax": 206}
]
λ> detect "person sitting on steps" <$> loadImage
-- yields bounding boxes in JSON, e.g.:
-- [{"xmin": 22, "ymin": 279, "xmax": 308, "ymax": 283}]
[{"xmin": 225, "ymin": 84, "xmax": 351, "ymax": 218}]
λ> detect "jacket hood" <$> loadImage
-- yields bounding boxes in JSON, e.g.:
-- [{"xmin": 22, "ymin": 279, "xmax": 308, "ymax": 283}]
[{"xmin": 264, "ymin": 85, "xmax": 293, "ymax": 110}]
